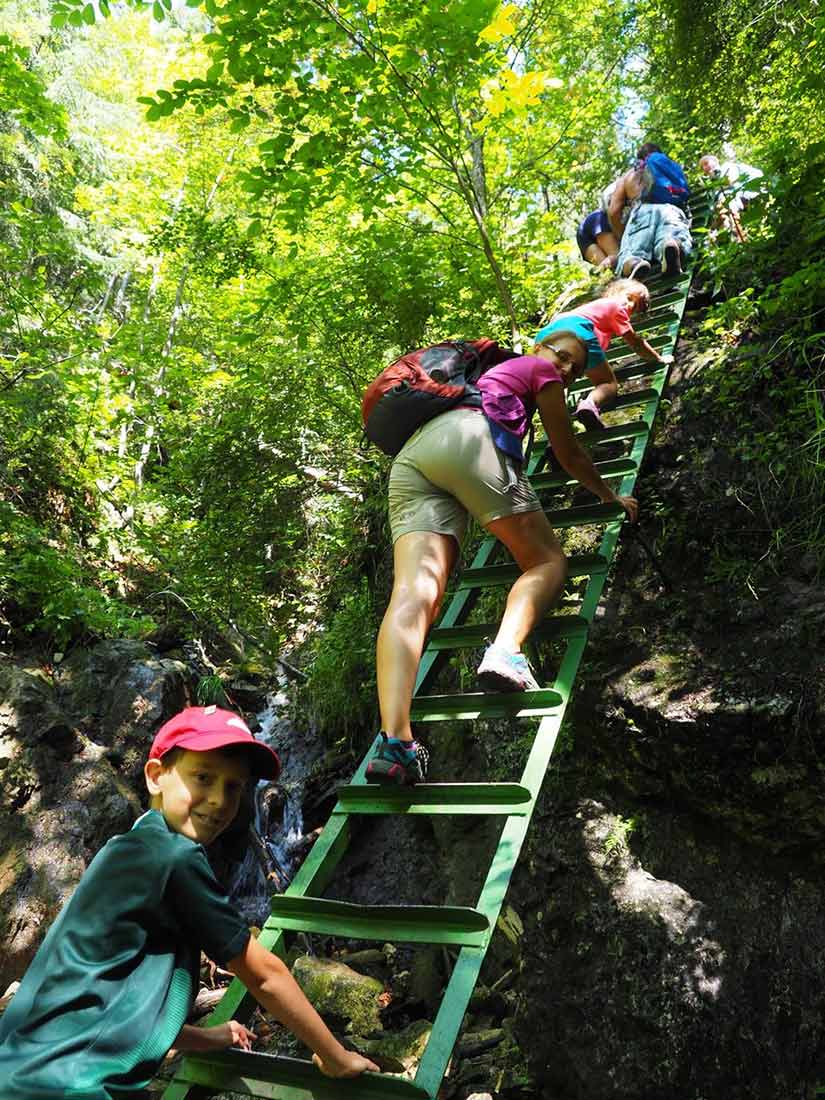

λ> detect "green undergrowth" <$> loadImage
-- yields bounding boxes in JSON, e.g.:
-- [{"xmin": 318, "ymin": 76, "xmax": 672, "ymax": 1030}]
[
  {"xmin": 0, "ymin": 503, "xmax": 155, "ymax": 646},
  {"xmin": 667, "ymin": 157, "xmax": 825, "ymax": 592}
]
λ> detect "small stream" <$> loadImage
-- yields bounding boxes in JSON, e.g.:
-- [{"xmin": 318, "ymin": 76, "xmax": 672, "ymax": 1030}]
[{"xmin": 230, "ymin": 688, "xmax": 325, "ymax": 926}]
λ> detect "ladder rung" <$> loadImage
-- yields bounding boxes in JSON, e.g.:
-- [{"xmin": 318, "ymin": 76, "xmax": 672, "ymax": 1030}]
[
  {"xmin": 458, "ymin": 553, "xmax": 609, "ymax": 587},
  {"xmin": 611, "ymin": 361, "xmax": 668, "ymax": 384},
  {"xmin": 645, "ymin": 271, "xmax": 692, "ymax": 292},
  {"xmin": 428, "ymin": 615, "xmax": 587, "ymax": 651},
  {"xmin": 544, "ymin": 500, "xmax": 625, "ymax": 527},
  {"xmin": 411, "ymin": 687, "xmax": 563, "ymax": 722},
  {"xmin": 649, "ymin": 289, "xmax": 686, "ymax": 306},
  {"xmin": 633, "ymin": 309, "xmax": 679, "ymax": 333},
  {"xmin": 569, "ymin": 364, "xmax": 665, "ymax": 395},
  {"xmin": 333, "ymin": 782, "xmax": 533, "ymax": 816},
  {"xmin": 177, "ymin": 1049, "xmax": 430, "ymax": 1099},
  {"xmin": 534, "ymin": 420, "xmax": 648, "ymax": 452},
  {"xmin": 578, "ymin": 420, "xmax": 648, "ymax": 446},
  {"xmin": 610, "ymin": 387, "xmax": 659, "ymax": 410},
  {"xmin": 532, "ymin": 459, "xmax": 637, "ymax": 490},
  {"xmin": 266, "ymin": 895, "xmax": 490, "ymax": 946},
  {"xmin": 607, "ymin": 332, "xmax": 670, "ymax": 361}
]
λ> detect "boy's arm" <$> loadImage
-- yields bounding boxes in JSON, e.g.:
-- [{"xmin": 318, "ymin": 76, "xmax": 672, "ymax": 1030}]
[
  {"xmin": 226, "ymin": 935, "xmax": 379, "ymax": 1078},
  {"xmin": 621, "ymin": 328, "xmax": 669, "ymax": 363}
]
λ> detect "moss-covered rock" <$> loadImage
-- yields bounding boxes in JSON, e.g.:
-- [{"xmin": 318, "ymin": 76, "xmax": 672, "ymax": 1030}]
[
  {"xmin": 357, "ymin": 1019, "xmax": 432, "ymax": 1076},
  {"xmin": 291, "ymin": 955, "xmax": 385, "ymax": 1034}
]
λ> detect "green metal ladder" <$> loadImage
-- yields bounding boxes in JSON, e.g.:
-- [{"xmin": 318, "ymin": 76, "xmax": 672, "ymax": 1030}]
[{"xmin": 161, "ymin": 192, "xmax": 712, "ymax": 1100}]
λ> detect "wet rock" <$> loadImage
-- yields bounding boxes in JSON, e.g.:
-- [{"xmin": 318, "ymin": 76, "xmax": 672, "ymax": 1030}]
[
  {"xmin": 456, "ymin": 1029, "xmax": 504, "ymax": 1057},
  {"xmin": 55, "ymin": 640, "xmax": 188, "ymax": 787},
  {"xmin": 356, "ymin": 1019, "xmax": 432, "ymax": 1076},
  {"xmin": 0, "ymin": 642, "xmax": 190, "ymax": 990},
  {"xmin": 0, "ymin": 981, "xmax": 19, "ymax": 1015},
  {"xmin": 406, "ymin": 946, "xmax": 443, "ymax": 1009},
  {"xmin": 513, "ymin": 798, "xmax": 825, "ymax": 1099},
  {"xmin": 338, "ymin": 947, "xmax": 386, "ymax": 969},
  {"xmin": 292, "ymin": 955, "xmax": 385, "ymax": 1035}
]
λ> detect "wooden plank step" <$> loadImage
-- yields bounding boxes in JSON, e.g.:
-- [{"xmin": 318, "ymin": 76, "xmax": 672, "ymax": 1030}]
[
  {"xmin": 458, "ymin": 553, "xmax": 610, "ymax": 586},
  {"xmin": 410, "ymin": 687, "xmax": 564, "ymax": 722},
  {"xmin": 176, "ymin": 1050, "xmax": 430, "ymax": 1100},
  {"xmin": 267, "ymin": 896, "xmax": 490, "ymax": 947},
  {"xmin": 333, "ymin": 782, "xmax": 533, "ymax": 816}
]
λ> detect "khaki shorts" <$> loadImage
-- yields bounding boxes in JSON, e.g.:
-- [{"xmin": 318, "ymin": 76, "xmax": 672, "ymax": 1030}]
[{"xmin": 388, "ymin": 408, "xmax": 541, "ymax": 545}]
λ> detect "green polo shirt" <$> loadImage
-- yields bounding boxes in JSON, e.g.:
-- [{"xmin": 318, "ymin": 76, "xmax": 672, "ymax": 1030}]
[{"xmin": 0, "ymin": 809, "xmax": 250, "ymax": 1099}]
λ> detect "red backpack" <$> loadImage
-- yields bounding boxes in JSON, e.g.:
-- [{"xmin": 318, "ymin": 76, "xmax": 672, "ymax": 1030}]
[{"xmin": 361, "ymin": 338, "xmax": 513, "ymax": 456}]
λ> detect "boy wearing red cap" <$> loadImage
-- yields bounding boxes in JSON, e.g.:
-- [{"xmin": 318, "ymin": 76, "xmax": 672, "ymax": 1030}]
[{"xmin": 0, "ymin": 706, "xmax": 377, "ymax": 1098}]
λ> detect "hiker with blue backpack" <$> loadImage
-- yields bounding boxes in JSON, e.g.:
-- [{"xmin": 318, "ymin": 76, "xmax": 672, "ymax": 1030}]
[
  {"xmin": 611, "ymin": 143, "xmax": 693, "ymax": 279},
  {"xmin": 360, "ymin": 333, "xmax": 638, "ymax": 785}
]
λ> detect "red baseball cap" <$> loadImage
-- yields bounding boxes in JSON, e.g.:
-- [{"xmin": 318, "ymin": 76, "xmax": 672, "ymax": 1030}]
[{"xmin": 149, "ymin": 706, "xmax": 280, "ymax": 780}]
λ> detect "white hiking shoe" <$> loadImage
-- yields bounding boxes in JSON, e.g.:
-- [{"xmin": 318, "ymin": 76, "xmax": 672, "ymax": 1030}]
[{"xmin": 477, "ymin": 643, "xmax": 541, "ymax": 693}]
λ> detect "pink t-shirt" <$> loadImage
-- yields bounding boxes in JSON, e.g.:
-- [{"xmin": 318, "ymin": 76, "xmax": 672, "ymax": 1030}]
[
  {"xmin": 476, "ymin": 354, "xmax": 563, "ymax": 440},
  {"xmin": 555, "ymin": 298, "xmax": 632, "ymax": 350}
]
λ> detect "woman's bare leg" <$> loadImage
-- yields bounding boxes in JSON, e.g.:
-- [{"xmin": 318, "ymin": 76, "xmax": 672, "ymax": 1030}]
[
  {"xmin": 376, "ymin": 531, "xmax": 457, "ymax": 742},
  {"xmin": 594, "ymin": 230, "xmax": 619, "ymax": 267},
  {"xmin": 485, "ymin": 510, "xmax": 567, "ymax": 652},
  {"xmin": 583, "ymin": 242, "xmax": 608, "ymax": 266}
]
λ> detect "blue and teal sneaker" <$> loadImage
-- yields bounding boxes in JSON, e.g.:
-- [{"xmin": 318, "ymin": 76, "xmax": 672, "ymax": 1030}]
[{"xmin": 365, "ymin": 733, "xmax": 429, "ymax": 786}]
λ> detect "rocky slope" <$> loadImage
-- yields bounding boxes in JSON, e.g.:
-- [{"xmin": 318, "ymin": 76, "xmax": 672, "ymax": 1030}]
[{"xmin": 0, "ymin": 641, "xmax": 188, "ymax": 990}]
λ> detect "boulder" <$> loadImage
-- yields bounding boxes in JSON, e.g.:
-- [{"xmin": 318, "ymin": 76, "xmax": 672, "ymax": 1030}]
[
  {"xmin": 357, "ymin": 1019, "xmax": 432, "ymax": 1076},
  {"xmin": 513, "ymin": 798, "xmax": 825, "ymax": 1099},
  {"xmin": 0, "ymin": 642, "xmax": 189, "ymax": 989},
  {"xmin": 291, "ymin": 955, "xmax": 385, "ymax": 1035}
]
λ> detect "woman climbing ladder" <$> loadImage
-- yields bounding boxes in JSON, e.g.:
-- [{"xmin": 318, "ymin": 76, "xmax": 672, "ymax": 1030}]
[{"xmin": 365, "ymin": 330, "xmax": 638, "ymax": 786}]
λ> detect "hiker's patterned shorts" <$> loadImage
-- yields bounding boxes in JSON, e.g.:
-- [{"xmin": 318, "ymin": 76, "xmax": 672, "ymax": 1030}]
[
  {"xmin": 616, "ymin": 201, "xmax": 693, "ymax": 273},
  {"xmin": 388, "ymin": 408, "xmax": 541, "ymax": 546}
]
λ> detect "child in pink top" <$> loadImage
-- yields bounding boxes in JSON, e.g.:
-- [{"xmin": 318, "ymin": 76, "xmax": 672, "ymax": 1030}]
[
  {"xmin": 475, "ymin": 352, "xmax": 567, "ymax": 456},
  {"xmin": 536, "ymin": 278, "xmax": 671, "ymax": 430}
]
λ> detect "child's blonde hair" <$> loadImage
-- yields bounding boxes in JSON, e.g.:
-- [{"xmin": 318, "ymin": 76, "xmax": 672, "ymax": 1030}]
[
  {"xmin": 532, "ymin": 329, "xmax": 589, "ymax": 377},
  {"xmin": 603, "ymin": 278, "xmax": 650, "ymax": 313}
]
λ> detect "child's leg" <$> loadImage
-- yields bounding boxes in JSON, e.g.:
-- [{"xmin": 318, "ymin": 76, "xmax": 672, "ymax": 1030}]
[
  {"xmin": 577, "ymin": 361, "xmax": 618, "ymax": 428},
  {"xmin": 376, "ymin": 530, "xmax": 457, "ymax": 741},
  {"xmin": 654, "ymin": 205, "xmax": 693, "ymax": 269},
  {"xmin": 587, "ymin": 380, "xmax": 619, "ymax": 409}
]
